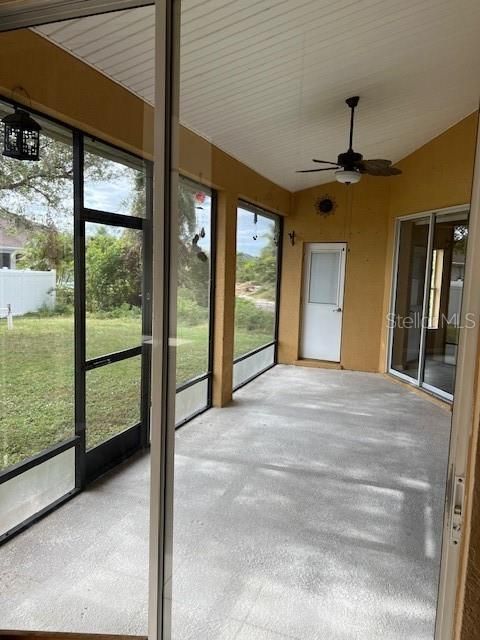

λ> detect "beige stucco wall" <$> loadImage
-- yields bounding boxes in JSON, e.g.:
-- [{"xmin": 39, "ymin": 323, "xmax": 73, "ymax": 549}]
[
  {"xmin": 278, "ymin": 112, "xmax": 478, "ymax": 374},
  {"xmin": 278, "ymin": 178, "xmax": 391, "ymax": 371}
]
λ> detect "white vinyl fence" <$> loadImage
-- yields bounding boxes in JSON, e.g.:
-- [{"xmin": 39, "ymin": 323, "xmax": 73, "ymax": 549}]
[{"xmin": 0, "ymin": 269, "xmax": 56, "ymax": 316}]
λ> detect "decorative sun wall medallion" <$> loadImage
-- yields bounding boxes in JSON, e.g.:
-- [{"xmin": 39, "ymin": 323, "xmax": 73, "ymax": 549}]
[{"xmin": 314, "ymin": 195, "xmax": 337, "ymax": 218}]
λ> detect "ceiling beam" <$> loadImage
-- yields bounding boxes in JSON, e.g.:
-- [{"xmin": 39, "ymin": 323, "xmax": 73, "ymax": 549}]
[{"xmin": 0, "ymin": 0, "xmax": 154, "ymax": 32}]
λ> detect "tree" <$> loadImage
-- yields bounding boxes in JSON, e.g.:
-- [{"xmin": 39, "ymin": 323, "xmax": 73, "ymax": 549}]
[
  {"xmin": 0, "ymin": 125, "xmax": 212, "ymax": 319},
  {"xmin": 0, "ymin": 132, "xmax": 118, "ymax": 231},
  {"xmin": 177, "ymin": 181, "xmax": 211, "ymax": 308},
  {"xmin": 236, "ymin": 230, "xmax": 278, "ymax": 300},
  {"xmin": 85, "ymin": 228, "xmax": 141, "ymax": 312},
  {"xmin": 17, "ymin": 229, "xmax": 73, "ymax": 288},
  {"xmin": 0, "ymin": 127, "xmax": 136, "ymax": 313}
]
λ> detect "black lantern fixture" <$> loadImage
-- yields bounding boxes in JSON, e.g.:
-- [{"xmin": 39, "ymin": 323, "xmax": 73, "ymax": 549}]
[{"xmin": 2, "ymin": 107, "xmax": 41, "ymax": 161}]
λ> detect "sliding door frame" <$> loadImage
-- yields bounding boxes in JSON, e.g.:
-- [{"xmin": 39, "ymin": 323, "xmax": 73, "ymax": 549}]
[
  {"xmin": 0, "ymin": 2, "xmax": 172, "ymax": 638},
  {"xmin": 435, "ymin": 118, "xmax": 480, "ymax": 640},
  {"xmin": 387, "ymin": 204, "xmax": 470, "ymax": 401},
  {"xmin": 148, "ymin": 1, "xmax": 178, "ymax": 639}
]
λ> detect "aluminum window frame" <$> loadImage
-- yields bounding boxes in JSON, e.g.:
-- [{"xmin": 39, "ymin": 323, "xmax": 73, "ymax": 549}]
[
  {"xmin": 0, "ymin": 92, "xmax": 153, "ymax": 540},
  {"xmin": 233, "ymin": 200, "xmax": 283, "ymax": 392},
  {"xmin": 174, "ymin": 175, "xmax": 217, "ymax": 428}
]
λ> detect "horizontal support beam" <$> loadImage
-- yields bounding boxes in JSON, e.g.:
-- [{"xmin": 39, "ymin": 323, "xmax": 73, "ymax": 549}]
[
  {"xmin": 0, "ymin": 436, "xmax": 79, "ymax": 484},
  {"xmin": 0, "ymin": 1, "xmax": 154, "ymax": 32},
  {"xmin": 85, "ymin": 345, "xmax": 142, "ymax": 371}
]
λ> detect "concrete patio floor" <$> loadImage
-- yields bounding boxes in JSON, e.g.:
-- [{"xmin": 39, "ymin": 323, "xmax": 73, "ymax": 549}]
[{"xmin": 0, "ymin": 366, "xmax": 451, "ymax": 639}]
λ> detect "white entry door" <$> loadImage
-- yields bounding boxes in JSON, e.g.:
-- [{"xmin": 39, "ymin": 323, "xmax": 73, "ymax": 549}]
[{"xmin": 300, "ymin": 242, "xmax": 347, "ymax": 361}]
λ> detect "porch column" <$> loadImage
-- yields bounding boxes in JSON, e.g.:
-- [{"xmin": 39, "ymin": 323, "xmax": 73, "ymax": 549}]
[{"xmin": 212, "ymin": 190, "xmax": 237, "ymax": 407}]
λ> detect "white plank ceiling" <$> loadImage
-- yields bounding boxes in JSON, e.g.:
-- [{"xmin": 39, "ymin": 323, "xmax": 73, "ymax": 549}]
[{"xmin": 35, "ymin": 0, "xmax": 480, "ymax": 191}]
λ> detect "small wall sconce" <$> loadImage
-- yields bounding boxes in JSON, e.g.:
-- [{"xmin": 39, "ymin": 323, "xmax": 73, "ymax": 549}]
[{"xmin": 288, "ymin": 230, "xmax": 296, "ymax": 246}]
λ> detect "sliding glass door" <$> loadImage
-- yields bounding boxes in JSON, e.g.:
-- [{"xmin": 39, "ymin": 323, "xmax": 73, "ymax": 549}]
[
  {"xmin": 389, "ymin": 208, "xmax": 469, "ymax": 399},
  {"xmin": 233, "ymin": 201, "xmax": 282, "ymax": 390}
]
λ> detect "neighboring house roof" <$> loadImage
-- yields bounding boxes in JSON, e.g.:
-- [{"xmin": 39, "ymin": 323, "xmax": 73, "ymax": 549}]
[{"xmin": 0, "ymin": 215, "xmax": 43, "ymax": 251}]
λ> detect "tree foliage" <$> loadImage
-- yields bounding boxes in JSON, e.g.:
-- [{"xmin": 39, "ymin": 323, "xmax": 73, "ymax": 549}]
[
  {"xmin": 177, "ymin": 181, "xmax": 210, "ymax": 310},
  {"xmin": 17, "ymin": 229, "xmax": 73, "ymax": 287},
  {"xmin": 236, "ymin": 231, "xmax": 277, "ymax": 299},
  {"xmin": 0, "ymin": 126, "xmax": 213, "ymax": 319},
  {"xmin": 85, "ymin": 228, "xmax": 141, "ymax": 313}
]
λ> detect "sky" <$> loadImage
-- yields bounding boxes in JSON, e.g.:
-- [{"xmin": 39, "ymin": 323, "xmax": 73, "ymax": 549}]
[{"xmin": 2, "ymin": 152, "xmax": 276, "ymax": 256}]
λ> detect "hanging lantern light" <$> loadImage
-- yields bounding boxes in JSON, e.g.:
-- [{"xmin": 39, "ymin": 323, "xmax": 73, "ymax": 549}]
[{"xmin": 2, "ymin": 107, "xmax": 41, "ymax": 161}]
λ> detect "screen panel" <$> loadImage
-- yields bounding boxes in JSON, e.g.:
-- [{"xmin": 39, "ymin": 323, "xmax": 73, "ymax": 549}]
[
  {"xmin": 233, "ymin": 344, "xmax": 275, "ymax": 390},
  {"xmin": 0, "ymin": 447, "xmax": 75, "ymax": 538}
]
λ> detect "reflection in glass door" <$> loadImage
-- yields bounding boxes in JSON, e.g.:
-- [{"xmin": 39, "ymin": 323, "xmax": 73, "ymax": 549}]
[
  {"xmin": 423, "ymin": 211, "xmax": 469, "ymax": 396},
  {"xmin": 389, "ymin": 208, "xmax": 469, "ymax": 399},
  {"xmin": 390, "ymin": 217, "xmax": 430, "ymax": 382}
]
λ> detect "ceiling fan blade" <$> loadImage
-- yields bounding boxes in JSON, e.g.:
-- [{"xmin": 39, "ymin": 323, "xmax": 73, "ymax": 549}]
[
  {"xmin": 296, "ymin": 167, "xmax": 337, "ymax": 173},
  {"xmin": 357, "ymin": 159, "xmax": 392, "ymax": 171},
  {"xmin": 356, "ymin": 160, "xmax": 401, "ymax": 176},
  {"xmin": 312, "ymin": 159, "xmax": 338, "ymax": 165}
]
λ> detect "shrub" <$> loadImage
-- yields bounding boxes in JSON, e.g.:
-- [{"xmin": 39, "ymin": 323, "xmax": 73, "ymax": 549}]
[
  {"xmin": 235, "ymin": 298, "xmax": 274, "ymax": 334},
  {"xmin": 88, "ymin": 303, "xmax": 142, "ymax": 319},
  {"xmin": 85, "ymin": 229, "xmax": 141, "ymax": 313},
  {"xmin": 177, "ymin": 288, "xmax": 208, "ymax": 326}
]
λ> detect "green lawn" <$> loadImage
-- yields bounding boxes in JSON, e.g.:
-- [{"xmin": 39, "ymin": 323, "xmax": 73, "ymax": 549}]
[{"xmin": 0, "ymin": 315, "xmax": 272, "ymax": 470}]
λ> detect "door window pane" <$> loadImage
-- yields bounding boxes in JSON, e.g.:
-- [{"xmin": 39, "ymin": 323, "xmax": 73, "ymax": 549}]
[
  {"xmin": 423, "ymin": 211, "xmax": 469, "ymax": 395},
  {"xmin": 0, "ymin": 104, "xmax": 74, "ymax": 470},
  {"xmin": 390, "ymin": 217, "xmax": 430, "ymax": 381},
  {"xmin": 85, "ymin": 223, "xmax": 143, "ymax": 360},
  {"xmin": 234, "ymin": 204, "xmax": 280, "ymax": 359},
  {"xmin": 86, "ymin": 355, "xmax": 141, "ymax": 450},
  {"xmin": 176, "ymin": 178, "xmax": 213, "ymax": 387},
  {"xmin": 84, "ymin": 139, "xmax": 146, "ymax": 217},
  {"xmin": 309, "ymin": 251, "xmax": 340, "ymax": 304}
]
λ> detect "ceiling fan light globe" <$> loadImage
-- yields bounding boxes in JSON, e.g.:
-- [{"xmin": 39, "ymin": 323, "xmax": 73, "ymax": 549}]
[{"xmin": 335, "ymin": 169, "xmax": 361, "ymax": 185}]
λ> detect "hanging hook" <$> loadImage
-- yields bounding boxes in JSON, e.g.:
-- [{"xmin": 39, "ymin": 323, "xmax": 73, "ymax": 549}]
[{"xmin": 11, "ymin": 85, "xmax": 33, "ymax": 108}]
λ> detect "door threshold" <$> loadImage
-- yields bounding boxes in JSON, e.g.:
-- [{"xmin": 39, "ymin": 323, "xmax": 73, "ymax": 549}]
[
  {"xmin": 0, "ymin": 633, "xmax": 146, "ymax": 640},
  {"xmin": 295, "ymin": 359, "xmax": 342, "ymax": 370},
  {"xmin": 384, "ymin": 373, "xmax": 452, "ymax": 410}
]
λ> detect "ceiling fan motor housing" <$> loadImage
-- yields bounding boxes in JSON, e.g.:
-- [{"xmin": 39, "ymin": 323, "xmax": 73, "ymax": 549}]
[{"xmin": 337, "ymin": 150, "xmax": 363, "ymax": 169}]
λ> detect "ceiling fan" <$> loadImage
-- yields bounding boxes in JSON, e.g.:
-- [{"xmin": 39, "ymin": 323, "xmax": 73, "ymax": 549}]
[{"xmin": 297, "ymin": 96, "xmax": 402, "ymax": 184}]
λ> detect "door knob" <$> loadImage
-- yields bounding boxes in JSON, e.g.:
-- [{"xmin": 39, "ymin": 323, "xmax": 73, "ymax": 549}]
[{"xmin": 333, "ymin": 307, "xmax": 342, "ymax": 312}]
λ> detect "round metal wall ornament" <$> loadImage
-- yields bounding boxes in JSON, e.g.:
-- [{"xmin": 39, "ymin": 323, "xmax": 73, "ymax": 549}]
[{"xmin": 314, "ymin": 195, "xmax": 337, "ymax": 218}]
